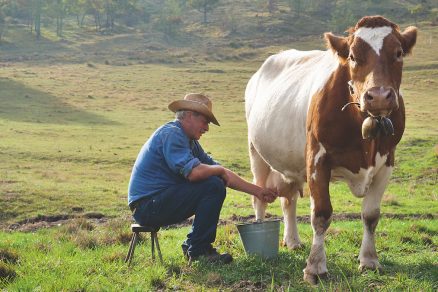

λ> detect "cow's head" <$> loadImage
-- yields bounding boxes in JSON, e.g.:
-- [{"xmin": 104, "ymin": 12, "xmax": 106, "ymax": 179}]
[{"xmin": 325, "ymin": 16, "xmax": 417, "ymax": 117}]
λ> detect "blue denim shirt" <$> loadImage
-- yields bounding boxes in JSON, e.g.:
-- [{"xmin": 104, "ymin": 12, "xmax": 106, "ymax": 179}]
[{"xmin": 128, "ymin": 120, "xmax": 218, "ymax": 205}]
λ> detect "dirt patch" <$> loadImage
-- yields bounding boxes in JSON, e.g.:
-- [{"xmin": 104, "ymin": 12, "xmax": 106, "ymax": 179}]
[
  {"xmin": 231, "ymin": 280, "xmax": 265, "ymax": 291},
  {"xmin": 3, "ymin": 212, "xmax": 435, "ymax": 232},
  {"xmin": 6, "ymin": 212, "xmax": 107, "ymax": 232},
  {"xmin": 161, "ymin": 212, "xmax": 435, "ymax": 230}
]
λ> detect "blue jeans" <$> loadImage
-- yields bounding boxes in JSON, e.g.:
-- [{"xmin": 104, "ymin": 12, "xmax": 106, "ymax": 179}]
[{"xmin": 132, "ymin": 176, "xmax": 226, "ymax": 257}]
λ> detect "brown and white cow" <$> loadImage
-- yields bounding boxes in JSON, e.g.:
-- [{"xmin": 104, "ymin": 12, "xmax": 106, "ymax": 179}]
[{"xmin": 245, "ymin": 16, "xmax": 417, "ymax": 284}]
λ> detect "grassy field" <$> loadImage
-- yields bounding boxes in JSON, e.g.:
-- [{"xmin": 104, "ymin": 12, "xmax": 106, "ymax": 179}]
[{"xmin": 0, "ymin": 22, "xmax": 437, "ymax": 290}]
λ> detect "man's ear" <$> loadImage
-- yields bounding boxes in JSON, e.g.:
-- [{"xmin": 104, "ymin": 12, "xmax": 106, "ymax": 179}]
[
  {"xmin": 324, "ymin": 32, "xmax": 349, "ymax": 60},
  {"xmin": 401, "ymin": 26, "xmax": 417, "ymax": 55}
]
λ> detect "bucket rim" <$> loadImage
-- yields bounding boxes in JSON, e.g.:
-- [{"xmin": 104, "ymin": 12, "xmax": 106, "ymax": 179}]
[{"xmin": 235, "ymin": 219, "xmax": 281, "ymax": 227}]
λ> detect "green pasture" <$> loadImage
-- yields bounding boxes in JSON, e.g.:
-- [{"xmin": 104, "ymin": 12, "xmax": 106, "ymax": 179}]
[{"xmin": 0, "ymin": 24, "xmax": 437, "ymax": 290}]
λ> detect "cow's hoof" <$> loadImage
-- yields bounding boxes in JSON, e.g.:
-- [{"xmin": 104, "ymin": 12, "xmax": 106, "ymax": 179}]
[
  {"xmin": 303, "ymin": 272, "xmax": 328, "ymax": 286},
  {"xmin": 359, "ymin": 261, "xmax": 382, "ymax": 273},
  {"xmin": 281, "ymin": 240, "xmax": 303, "ymax": 250}
]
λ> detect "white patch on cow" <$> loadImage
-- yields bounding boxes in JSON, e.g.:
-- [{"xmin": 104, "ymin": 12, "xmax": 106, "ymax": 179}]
[
  {"xmin": 306, "ymin": 199, "xmax": 328, "ymax": 275},
  {"xmin": 354, "ymin": 26, "xmax": 392, "ymax": 56},
  {"xmin": 310, "ymin": 196, "xmax": 315, "ymax": 213},
  {"xmin": 312, "ymin": 143, "xmax": 327, "ymax": 181},
  {"xmin": 246, "ymin": 49, "xmax": 339, "ymax": 180},
  {"xmin": 331, "ymin": 152, "xmax": 388, "ymax": 197},
  {"xmin": 314, "ymin": 143, "xmax": 326, "ymax": 166},
  {"xmin": 359, "ymin": 164, "xmax": 392, "ymax": 270},
  {"xmin": 362, "ymin": 165, "xmax": 392, "ymax": 214},
  {"xmin": 281, "ymin": 193, "xmax": 302, "ymax": 249},
  {"xmin": 312, "ymin": 233, "xmax": 324, "ymax": 247}
]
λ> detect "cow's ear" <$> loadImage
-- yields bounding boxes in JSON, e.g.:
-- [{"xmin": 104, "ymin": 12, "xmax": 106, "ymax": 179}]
[
  {"xmin": 400, "ymin": 26, "xmax": 417, "ymax": 55},
  {"xmin": 324, "ymin": 32, "xmax": 349, "ymax": 59}
]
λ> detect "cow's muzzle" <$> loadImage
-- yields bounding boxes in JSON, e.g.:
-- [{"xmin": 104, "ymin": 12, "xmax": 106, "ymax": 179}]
[{"xmin": 360, "ymin": 86, "xmax": 398, "ymax": 117}]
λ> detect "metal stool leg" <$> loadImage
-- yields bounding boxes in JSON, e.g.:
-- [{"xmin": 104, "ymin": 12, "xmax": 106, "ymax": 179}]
[
  {"xmin": 126, "ymin": 232, "xmax": 138, "ymax": 266},
  {"xmin": 151, "ymin": 231, "xmax": 155, "ymax": 261},
  {"xmin": 153, "ymin": 232, "xmax": 163, "ymax": 264},
  {"xmin": 125, "ymin": 232, "xmax": 136, "ymax": 263}
]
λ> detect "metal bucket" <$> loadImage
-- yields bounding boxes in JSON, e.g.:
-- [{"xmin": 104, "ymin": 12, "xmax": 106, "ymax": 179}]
[{"xmin": 236, "ymin": 219, "xmax": 280, "ymax": 259}]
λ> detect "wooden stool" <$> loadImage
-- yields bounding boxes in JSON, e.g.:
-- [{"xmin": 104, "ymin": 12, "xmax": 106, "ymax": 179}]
[{"xmin": 125, "ymin": 224, "xmax": 163, "ymax": 266}]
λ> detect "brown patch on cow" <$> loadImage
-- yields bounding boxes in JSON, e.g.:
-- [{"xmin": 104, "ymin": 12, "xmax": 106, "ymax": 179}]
[
  {"xmin": 353, "ymin": 15, "xmax": 399, "ymax": 30},
  {"xmin": 362, "ymin": 209, "xmax": 380, "ymax": 234},
  {"xmin": 309, "ymin": 18, "xmax": 410, "ymax": 172},
  {"xmin": 312, "ymin": 214, "xmax": 332, "ymax": 235}
]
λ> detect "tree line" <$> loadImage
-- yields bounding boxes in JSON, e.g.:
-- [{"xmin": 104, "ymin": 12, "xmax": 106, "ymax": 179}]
[{"xmin": 0, "ymin": 0, "xmax": 436, "ymax": 42}]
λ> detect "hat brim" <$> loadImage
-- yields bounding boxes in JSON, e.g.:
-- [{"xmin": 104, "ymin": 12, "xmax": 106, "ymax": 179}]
[{"xmin": 168, "ymin": 100, "xmax": 220, "ymax": 126}]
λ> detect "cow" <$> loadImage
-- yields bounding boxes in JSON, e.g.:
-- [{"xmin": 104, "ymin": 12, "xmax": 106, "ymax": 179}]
[{"xmin": 245, "ymin": 15, "xmax": 417, "ymax": 284}]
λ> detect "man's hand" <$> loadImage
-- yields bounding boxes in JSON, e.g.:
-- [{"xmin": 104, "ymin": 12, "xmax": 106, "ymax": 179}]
[{"xmin": 255, "ymin": 188, "xmax": 278, "ymax": 203}]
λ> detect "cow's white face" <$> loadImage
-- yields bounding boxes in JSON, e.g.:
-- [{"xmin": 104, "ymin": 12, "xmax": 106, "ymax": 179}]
[{"xmin": 325, "ymin": 19, "xmax": 417, "ymax": 118}]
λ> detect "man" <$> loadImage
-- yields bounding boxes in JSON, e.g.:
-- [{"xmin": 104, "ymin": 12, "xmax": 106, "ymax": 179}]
[{"xmin": 128, "ymin": 93, "xmax": 277, "ymax": 264}]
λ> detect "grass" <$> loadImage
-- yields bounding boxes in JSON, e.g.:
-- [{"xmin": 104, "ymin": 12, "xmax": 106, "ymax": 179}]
[
  {"xmin": 0, "ymin": 21, "xmax": 437, "ymax": 290},
  {"xmin": 0, "ymin": 219, "xmax": 436, "ymax": 290}
]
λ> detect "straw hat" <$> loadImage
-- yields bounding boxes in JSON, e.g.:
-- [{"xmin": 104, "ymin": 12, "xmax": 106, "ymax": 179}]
[{"xmin": 168, "ymin": 93, "xmax": 220, "ymax": 126}]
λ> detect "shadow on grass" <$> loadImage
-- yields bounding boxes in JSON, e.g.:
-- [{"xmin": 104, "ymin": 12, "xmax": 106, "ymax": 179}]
[
  {"xmin": 184, "ymin": 249, "xmax": 438, "ymax": 290},
  {"xmin": 382, "ymin": 257, "xmax": 438, "ymax": 283},
  {"xmin": 186, "ymin": 251, "xmax": 309, "ymax": 290},
  {"xmin": 0, "ymin": 78, "xmax": 117, "ymax": 125}
]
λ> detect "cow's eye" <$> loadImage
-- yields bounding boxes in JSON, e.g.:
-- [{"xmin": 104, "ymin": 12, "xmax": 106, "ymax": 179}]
[{"xmin": 348, "ymin": 54, "xmax": 357, "ymax": 65}]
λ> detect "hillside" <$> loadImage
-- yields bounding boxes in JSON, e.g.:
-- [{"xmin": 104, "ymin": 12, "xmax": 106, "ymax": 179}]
[{"xmin": 0, "ymin": 0, "xmax": 436, "ymax": 65}]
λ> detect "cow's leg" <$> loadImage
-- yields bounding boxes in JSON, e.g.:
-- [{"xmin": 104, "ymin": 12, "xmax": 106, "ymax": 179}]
[
  {"xmin": 266, "ymin": 172, "xmax": 302, "ymax": 249},
  {"xmin": 249, "ymin": 142, "xmax": 270, "ymax": 220},
  {"xmin": 280, "ymin": 191, "xmax": 302, "ymax": 249},
  {"xmin": 303, "ymin": 142, "xmax": 332, "ymax": 285},
  {"xmin": 359, "ymin": 165, "xmax": 392, "ymax": 272}
]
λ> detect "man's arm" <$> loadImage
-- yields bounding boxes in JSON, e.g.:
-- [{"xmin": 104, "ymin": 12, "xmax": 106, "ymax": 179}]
[
  {"xmin": 224, "ymin": 168, "xmax": 277, "ymax": 203},
  {"xmin": 187, "ymin": 163, "xmax": 226, "ymax": 182},
  {"xmin": 187, "ymin": 163, "xmax": 277, "ymax": 203}
]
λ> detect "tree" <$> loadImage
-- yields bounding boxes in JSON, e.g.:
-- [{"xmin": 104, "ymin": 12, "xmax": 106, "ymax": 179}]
[
  {"xmin": 306, "ymin": 0, "xmax": 335, "ymax": 20},
  {"xmin": 85, "ymin": 0, "xmax": 104, "ymax": 32},
  {"xmin": 33, "ymin": 0, "xmax": 42, "ymax": 39},
  {"xmin": 189, "ymin": 0, "xmax": 219, "ymax": 24},
  {"xmin": 157, "ymin": 0, "xmax": 182, "ymax": 36},
  {"xmin": 46, "ymin": 0, "xmax": 67, "ymax": 37},
  {"xmin": 0, "ymin": 1, "xmax": 7, "ymax": 43},
  {"xmin": 287, "ymin": 0, "xmax": 303, "ymax": 18},
  {"xmin": 268, "ymin": 0, "xmax": 277, "ymax": 14},
  {"xmin": 329, "ymin": 0, "xmax": 355, "ymax": 33},
  {"xmin": 430, "ymin": 7, "xmax": 438, "ymax": 25}
]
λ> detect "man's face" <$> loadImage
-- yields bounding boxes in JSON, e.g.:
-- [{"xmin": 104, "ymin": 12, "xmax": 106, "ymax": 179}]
[{"xmin": 184, "ymin": 111, "xmax": 210, "ymax": 140}]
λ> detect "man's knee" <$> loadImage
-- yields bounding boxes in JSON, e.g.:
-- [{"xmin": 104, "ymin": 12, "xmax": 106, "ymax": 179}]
[{"xmin": 205, "ymin": 176, "xmax": 226, "ymax": 200}]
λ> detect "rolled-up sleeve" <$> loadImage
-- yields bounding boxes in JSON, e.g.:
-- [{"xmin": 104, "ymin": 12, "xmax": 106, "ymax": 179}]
[
  {"xmin": 162, "ymin": 129, "xmax": 200, "ymax": 178},
  {"xmin": 192, "ymin": 140, "xmax": 219, "ymax": 166}
]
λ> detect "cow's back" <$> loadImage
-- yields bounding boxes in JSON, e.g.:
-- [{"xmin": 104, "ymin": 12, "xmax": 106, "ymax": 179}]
[{"xmin": 245, "ymin": 49, "xmax": 339, "ymax": 179}]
